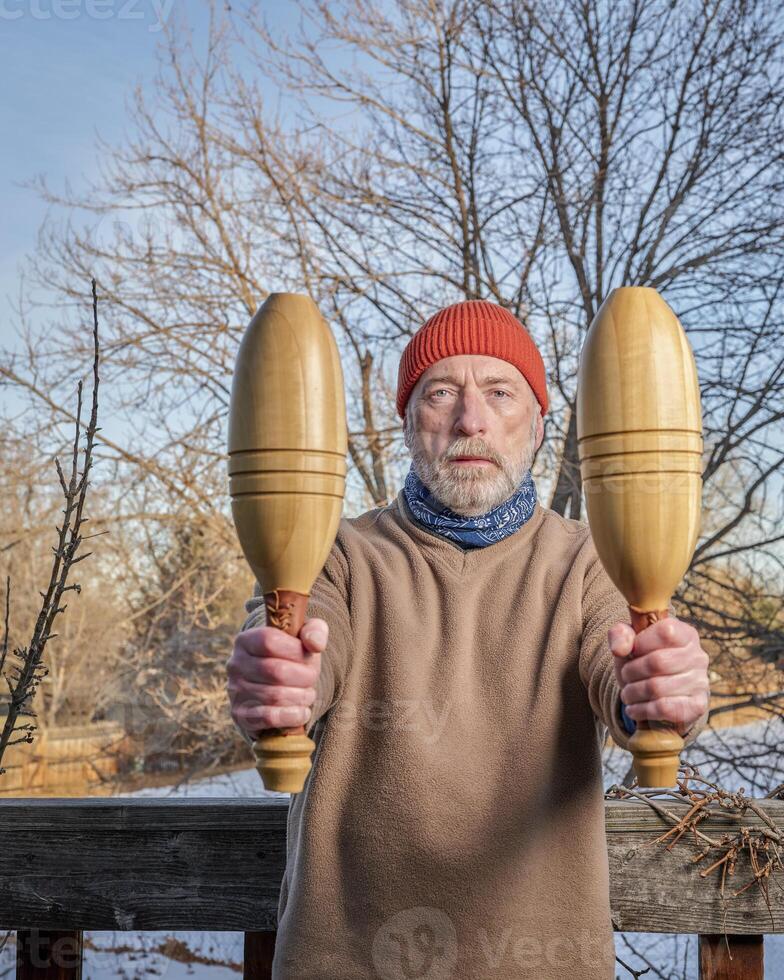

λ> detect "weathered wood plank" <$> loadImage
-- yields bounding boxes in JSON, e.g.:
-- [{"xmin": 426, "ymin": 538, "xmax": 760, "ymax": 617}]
[
  {"xmin": 16, "ymin": 929, "xmax": 83, "ymax": 979},
  {"xmin": 698, "ymin": 933, "xmax": 764, "ymax": 979},
  {"xmin": 243, "ymin": 931, "xmax": 276, "ymax": 980},
  {"xmin": 607, "ymin": 799, "xmax": 784, "ymax": 934},
  {"xmin": 0, "ymin": 798, "xmax": 782, "ymax": 935},
  {"xmin": 0, "ymin": 799, "xmax": 288, "ymax": 931}
]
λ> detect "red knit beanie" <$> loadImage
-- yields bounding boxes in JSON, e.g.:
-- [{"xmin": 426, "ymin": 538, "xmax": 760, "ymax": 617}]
[{"xmin": 396, "ymin": 300, "xmax": 548, "ymax": 418}]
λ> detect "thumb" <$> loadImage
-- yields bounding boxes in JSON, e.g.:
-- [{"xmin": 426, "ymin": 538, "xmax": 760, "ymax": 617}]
[
  {"xmin": 608, "ymin": 622, "xmax": 635, "ymax": 661},
  {"xmin": 299, "ymin": 618, "xmax": 329, "ymax": 654}
]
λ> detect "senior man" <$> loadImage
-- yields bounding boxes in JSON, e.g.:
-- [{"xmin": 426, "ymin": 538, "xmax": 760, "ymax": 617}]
[{"xmin": 227, "ymin": 299, "xmax": 710, "ymax": 980}]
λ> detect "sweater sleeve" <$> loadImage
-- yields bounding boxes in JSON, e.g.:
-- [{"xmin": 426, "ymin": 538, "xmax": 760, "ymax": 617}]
[
  {"xmin": 235, "ymin": 537, "xmax": 353, "ymax": 744},
  {"xmin": 579, "ymin": 546, "xmax": 709, "ymax": 752}
]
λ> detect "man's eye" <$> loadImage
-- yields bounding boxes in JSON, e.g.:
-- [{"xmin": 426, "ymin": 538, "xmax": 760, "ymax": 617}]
[
  {"xmin": 492, "ymin": 390, "xmax": 509, "ymax": 398},
  {"xmin": 430, "ymin": 389, "xmax": 449, "ymax": 398}
]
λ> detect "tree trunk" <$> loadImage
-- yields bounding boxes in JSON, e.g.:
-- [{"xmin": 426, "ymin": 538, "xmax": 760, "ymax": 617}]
[{"xmin": 548, "ymin": 407, "xmax": 582, "ymax": 519}]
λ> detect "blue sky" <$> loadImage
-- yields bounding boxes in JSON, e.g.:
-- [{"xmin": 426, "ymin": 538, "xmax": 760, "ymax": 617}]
[
  {"xmin": 2, "ymin": 0, "xmax": 170, "ymax": 343},
  {"xmin": 0, "ymin": 0, "xmax": 304, "ymax": 350}
]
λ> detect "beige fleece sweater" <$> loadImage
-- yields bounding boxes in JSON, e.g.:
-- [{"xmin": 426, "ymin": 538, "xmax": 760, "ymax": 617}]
[{"xmin": 240, "ymin": 490, "xmax": 707, "ymax": 980}]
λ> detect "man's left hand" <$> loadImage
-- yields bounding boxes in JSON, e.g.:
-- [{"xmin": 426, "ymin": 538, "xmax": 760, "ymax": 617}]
[{"xmin": 608, "ymin": 618, "xmax": 710, "ymax": 736}]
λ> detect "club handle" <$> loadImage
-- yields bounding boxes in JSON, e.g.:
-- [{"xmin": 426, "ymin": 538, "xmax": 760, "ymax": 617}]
[
  {"xmin": 251, "ymin": 590, "xmax": 316, "ymax": 793},
  {"xmin": 626, "ymin": 607, "xmax": 684, "ymax": 787}
]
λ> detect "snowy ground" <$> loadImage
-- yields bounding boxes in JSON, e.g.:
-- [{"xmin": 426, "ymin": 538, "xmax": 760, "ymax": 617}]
[{"xmin": 1, "ymin": 719, "xmax": 782, "ymax": 978}]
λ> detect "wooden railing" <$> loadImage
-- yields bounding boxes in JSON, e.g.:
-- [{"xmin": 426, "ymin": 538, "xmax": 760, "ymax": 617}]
[{"xmin": 1, "ymin": 797, "xmax": 781, "ymax": 978}]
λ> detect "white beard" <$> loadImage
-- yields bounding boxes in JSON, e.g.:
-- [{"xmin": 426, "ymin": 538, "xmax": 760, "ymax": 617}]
[{"xmin": 406, "ymin": 414, "xmax": 539, "ymax": 518}]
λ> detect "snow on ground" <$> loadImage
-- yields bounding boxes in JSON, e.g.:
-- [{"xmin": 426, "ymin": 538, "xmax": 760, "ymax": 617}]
[
  {"xmin": 1, "ymin": 719, "xmax": 781, "ymax": 978},
  {"xmin": 128, "ymin": 765, "xmax": 285, "ymax": 800}
]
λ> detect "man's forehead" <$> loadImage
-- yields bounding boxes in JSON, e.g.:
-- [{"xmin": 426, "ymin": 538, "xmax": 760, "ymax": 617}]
[{"xmin": 417, "ymin": 355, "xmax": 525, "ymax": 387}]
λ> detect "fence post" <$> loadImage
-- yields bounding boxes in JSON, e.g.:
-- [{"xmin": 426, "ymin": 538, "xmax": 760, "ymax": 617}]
[
  {"xmin": 243, "ymin": 930, "xmax": 276, "ymax": 980},
  {"xmin": 16, "ymin": 929, "xmax": 83, "ymax": 979},
  {"xmin": 699, "ymin": 933, "xmax": 764, "ymax": 979}
]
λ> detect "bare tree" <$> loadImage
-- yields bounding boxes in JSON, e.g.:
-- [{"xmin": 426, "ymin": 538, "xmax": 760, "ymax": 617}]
[
  {"xmin": 481, "ymin": 0, "xmax": 784, "ymax": 522},
  {"xmin": 120, "ymin": 519, "xmax": 256, "ymax": 776},
  {"xmin": 1, "ymin": 0, "xmax": 782, "ymax": 794},
  {"xmin": 0, "ymin": 281, "xmax": 102, "ymax": 773}
]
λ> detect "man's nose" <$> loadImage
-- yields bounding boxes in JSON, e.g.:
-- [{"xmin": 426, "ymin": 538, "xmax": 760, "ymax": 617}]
[{"xmin": 454, "ymin": 389, "xmax": 487, "ymax": 436}]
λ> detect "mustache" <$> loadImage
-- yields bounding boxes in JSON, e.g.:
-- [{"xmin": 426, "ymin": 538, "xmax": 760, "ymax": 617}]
[{"xmin": 443, "ymin": 441, "xmax": 502, "ymax": 465}]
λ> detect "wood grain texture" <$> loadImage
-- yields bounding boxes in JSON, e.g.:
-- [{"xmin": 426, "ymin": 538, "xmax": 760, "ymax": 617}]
[
  {"xmin": 227, "ymin": 292, "xmax": 347, "ymax": 599},
  {"xmin": 0, "ymin": 798, "xmax": 288, "ymax": 931},
  {"xmin": 606, "ymin": 799, "xmax": 784, "ymax": 934},
  {"xmin": 227, "ymin": 292, "xmax": 347, "ymax": 793},
  {"xmin": 577, "ymin": 286, "xmax": 703, "ymax": 612},
  {"xmin": 577, "ymin": 285, "xmax": 704, "ymax": 787},
  {"xmin": 243, "ymin": 931, "xmax": 276, "ymax": 980},
  {"xmin": 699, "ymin": 934, "xmax": 764, "ymax": 979},
  {"xmin": 16, "ymin": 930, "xmax": 83, "ymax": 979},
  {"xmin": 1, "ymin": 798, "xmax": 782, "ymax": 935}
]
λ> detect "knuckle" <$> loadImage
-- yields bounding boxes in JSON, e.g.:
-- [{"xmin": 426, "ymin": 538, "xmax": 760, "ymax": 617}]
[
  {"xmin": 257, "ymin": 627, "xmax": 279, "ymax": 653},
  {"xmin": 266, "ymin": 686, "xmax": 289, "ymax": 707},
  {"xmin": 238, "ymin": 626, "xmax": 262, "ymax": 650},
  {"xmin": 251, "ymin": 627, "xmax": 280, "ymax": 657},
  {"xmin": 256, "ymin": 706, "xmax": 277, "ymax": 727},
  {"xmin": 234, "ymin": 707, "xmax": 256, "ymax": 730},
  {"xmin": 262, "ymin": 659, "xmax": 287, "ymax": 685},
  {"xmin": 264, "ymin": 705, "xmax": 308, "ymax": 726},
  {"xmin": 687, "ymin": 669, "xmax": 708, "ymax": 694},
  {"xmin": 262, "ymin": 686, "xmax": 280, "ymax": 706}
]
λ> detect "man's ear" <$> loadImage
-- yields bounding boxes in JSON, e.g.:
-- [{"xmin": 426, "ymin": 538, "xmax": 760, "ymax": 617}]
[{"xmin": 534, "ymin": 411, "xmax": 544, "ymax": 452}]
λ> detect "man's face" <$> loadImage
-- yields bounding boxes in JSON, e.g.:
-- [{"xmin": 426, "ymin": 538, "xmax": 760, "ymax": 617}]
[{"xmin": 403, "ymin": 354, "xmax": 544, "ymax": 517}]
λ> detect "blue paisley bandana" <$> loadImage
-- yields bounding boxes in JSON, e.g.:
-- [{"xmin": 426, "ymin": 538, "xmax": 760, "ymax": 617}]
[{"xmin": 402, "ymin": 464, "xmax": 538, "ymax": 549}]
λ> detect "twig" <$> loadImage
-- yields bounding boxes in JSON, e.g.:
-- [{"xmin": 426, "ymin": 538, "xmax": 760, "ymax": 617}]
[
  {"xmin": 614, "ymin": 952, "xmax": 651, "ymax": 978},
  {"xmin": 606, "ymin": 765, "xmax": 784, "ymax": 935},
  {"xmin": 0, "ymin": 578, "xmax": 9, "ymax": 681}
]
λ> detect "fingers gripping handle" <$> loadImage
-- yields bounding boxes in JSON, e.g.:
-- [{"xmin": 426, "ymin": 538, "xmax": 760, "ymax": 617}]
[
  {"xmin": 626, "ymin": 607, "xmax": 684, "ymax": 787},
  {"xmin": 252, "ymin": 589, "xmax": 316, "ymax": 794}
]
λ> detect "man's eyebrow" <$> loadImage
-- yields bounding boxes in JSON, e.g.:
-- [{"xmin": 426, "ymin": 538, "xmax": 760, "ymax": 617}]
[{"xmin": 421, "ymin": 374, "xmax": 519, "ymax": 388}]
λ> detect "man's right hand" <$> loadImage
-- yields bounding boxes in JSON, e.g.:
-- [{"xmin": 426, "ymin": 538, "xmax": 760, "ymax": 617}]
[{"xmin": 226, "ymin": 618, "xmax": 328, "ymax": 740}]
